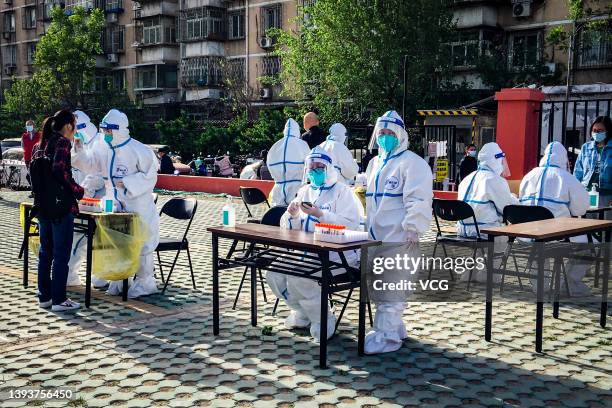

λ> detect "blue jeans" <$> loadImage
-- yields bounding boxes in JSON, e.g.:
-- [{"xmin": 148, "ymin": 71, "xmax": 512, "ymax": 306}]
[{"xmin": 38, "ymin": 214, "xmax": 75, "ymax": 305}]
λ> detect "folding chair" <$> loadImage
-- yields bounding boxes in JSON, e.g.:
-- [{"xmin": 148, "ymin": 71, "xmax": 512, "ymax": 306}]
[
  {"xmin": 430, "ymin": 198, "xmax": 485, "ymax": 290},
  {"xmin": 240, "ymin": 187, "xmax": 270, "ymax": 223},
  {"xmin": 156, "ymin": 198, "xmax": 198, "ymax": 294},
  {"xmin": 232, "ymin": 206, "xmax": 287, "ymax": 310}
]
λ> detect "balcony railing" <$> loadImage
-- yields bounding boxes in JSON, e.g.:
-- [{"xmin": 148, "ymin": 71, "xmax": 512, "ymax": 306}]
[
  {"xmin": 180, "ymin": 56, "xmax": 224, "ymax": 87},
  {"xmin": 578, "ymin": 28, "xmax": 612, "ymax": 69}
]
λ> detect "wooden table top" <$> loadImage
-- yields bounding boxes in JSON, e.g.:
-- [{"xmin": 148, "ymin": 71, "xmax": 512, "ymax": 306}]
[
  {"xmin": 21, "ymin": 202, "xmax": 134, "ymax": 218},
  {"xmin": 208, "ymin": 223, "xmax": 381, "ymax": 252},
  {"xmin": 481, "ymin": 217, "xmax": 612, "ymax": 240}
]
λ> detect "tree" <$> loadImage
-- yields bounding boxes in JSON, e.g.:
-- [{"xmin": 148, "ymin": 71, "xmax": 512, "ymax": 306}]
[
  {"xmin": 155, "ymin": 113, "xmax": 200, "ymax": 158},
  {"xmin": 275, "ymin": 0, "xmax": 456, "ymax": 124},
  {"xmin": 3, "ymin": 6, "xmax": 105, "ymax": 115}
]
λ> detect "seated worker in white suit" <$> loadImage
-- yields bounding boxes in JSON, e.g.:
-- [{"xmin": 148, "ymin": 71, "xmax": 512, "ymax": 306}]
[
  {"xmin": 319, "ymin": 123, "xmax": 359, "ymax": 185},
  {"xmin": 520, "ymin": 141, "xmax": 591, "ymax": 296},
  {"xmin": 72, "ymin": 109, "xmax": 160, "ymax": 298},
  {"xmin": 267, "ymin": 118, "xmax": 311, "ymax": 206},
  {"xmin": 66, "ymin": 110, "xmax": 105, "ymax": 287},
  {"xmin": 267, "ymin": 146, "xmax": 362, "ymax": 342}
]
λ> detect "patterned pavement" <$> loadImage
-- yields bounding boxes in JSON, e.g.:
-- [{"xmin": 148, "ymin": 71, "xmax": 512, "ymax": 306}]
[{"xmin": 0, "ymin": 189, "xmax": 610, "ymax": 407}]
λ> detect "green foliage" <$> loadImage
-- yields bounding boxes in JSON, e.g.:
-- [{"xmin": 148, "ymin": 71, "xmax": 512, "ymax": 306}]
[
  {"xmin": 155, "ymin": 113, "xmax": 200, "ymax": 157},
  {"xmin": 568, "ymin": 0, "xmax": 585, "ymax": 21},
  {"xmin": 0, "ymin": 109, "xmax": 32, "ymax": 140},
  {"xmin": 276, "ymin": 0, "xmax": 456, "ymax": 124},
  {"xmin": 198, "ymin": 115, "xmax": 247, "ymax": 156},
  {"xmin": 546, "ymin": 26, "xmax": 568, "ymax": 48}
]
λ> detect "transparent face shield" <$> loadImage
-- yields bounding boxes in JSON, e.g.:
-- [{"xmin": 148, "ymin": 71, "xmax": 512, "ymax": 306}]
[
  {"xmin": 496, "ymin": 152, "xmax": 511, "ymax": 178},
  {"xmin": 304, "ymin": 152, "xmax": 332, "ymax": 187},
  {"xmin": 100, "ymin": 122, "xmax": 119, "ymax": 143}
]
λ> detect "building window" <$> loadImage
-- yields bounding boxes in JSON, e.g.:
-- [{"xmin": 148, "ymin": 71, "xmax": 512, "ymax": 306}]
[
  {"xmin": 26, "ymin": 42, "xmax": 36, "ymax": 65},
  {"xmin": 143, "ymin": 17, "xmax": 162, "ymax": 44},
  {"xmin": 227, "ymin": 57, "xmax": 245, "ymax": 83},
  {"xmin": 105, "ymin": 26, "xmax": 125, "ymax": 53},
  {"xmin": 64, "ymin": 0, "xmax": 94, "ymax": 11},
  {"xmin": 3, "ymin": 12, "xmax": 16, "ymax": 33},
  {"xmin": 3, "ymin": 45, "xmax": 17, "ymax": 66},
  {"xmin": 261, "ymin": 4, "xmax": 282, "ymax": 32},
  {"xmin": 578, "ymin": 27, "xmax": 612, "ymax": 68},
  {"xmin": 261, "ymin": 56, "xmax": 281, "ymax": 77},
  {"xmin": 180, "ymin": 56, "xmax": 224, "ymax": 87},
  {"xmin": 136, "ymin": 65, "xmax": 177, "ymax": 89},
  {"xmin": 112, "ymin": 70, "xmax": 125, "ymax": 90},
  {"xmin": 105, "ymin": 0, "xmax": 123, "ymax": 12},
  {"xmin": 137, "ymin": 67, "xmax": 157, "ymax": 89},
  {"xmin": 508, "ymin": 31, "xmax": 542, "ymax": 69},
  {"xmin": 23, "ymin": 7, "xmax": 37, "ymax": 30},
  {"xmin": 181, "ymin": 7, "xmax": 226, "ymax": 42},
  {"xmin": 228, "ymin": 11, "xmax": 245, "ymax": 40}
]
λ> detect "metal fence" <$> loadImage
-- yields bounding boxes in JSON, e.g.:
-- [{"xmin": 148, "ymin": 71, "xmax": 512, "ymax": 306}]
[{"xmin": 539, "ymin": 99, "xmax": 612, "ymax": 163}]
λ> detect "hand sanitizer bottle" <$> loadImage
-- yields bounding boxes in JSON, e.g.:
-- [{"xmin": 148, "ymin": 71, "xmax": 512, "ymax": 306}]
[
  {"xmin": 589, "ymin": 184, "xmax": 600, "ymax": 208},
  {"xmin": 222, "ymin": 197, "xmax": 236, "ymax": 227}
]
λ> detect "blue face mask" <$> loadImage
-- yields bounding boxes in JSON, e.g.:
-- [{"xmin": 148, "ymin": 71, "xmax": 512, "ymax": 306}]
[
  {"xmin": 307, "ymin": 168, "xmax": 326, "ymax": 187},
  {"xmin": 468, "ymin": 150, "xmax": 477, "ymax": 157},
  {"xmin": 104, "ymin": 133, "xmax": 113, "ymax": 143},
  {"xmin": 377, "ymin": 134, "xmax": 398, "ymax": 154},
  {"xmin": 592, "ymin": 132, "xmax": 607, "ymax": 143},
  {"xmin": 26, "ymin": 125, "xmax": 34, "ymax": 132}
]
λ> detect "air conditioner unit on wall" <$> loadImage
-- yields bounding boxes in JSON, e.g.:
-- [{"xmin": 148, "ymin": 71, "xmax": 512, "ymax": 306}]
[
  {"xmin": 107, "ymin": 53, "xmax": 118, "ymax": 63},
  {"xmin": 259, "ymin": 37, "xmax": 273, "ymax": 49},
  {"xmin": 512, "ymin": 0, "xmax": 532, "ymax": 18},
  {"xmin": 259, "ymin": 87, "xmax": 272, "ymax": 99}
]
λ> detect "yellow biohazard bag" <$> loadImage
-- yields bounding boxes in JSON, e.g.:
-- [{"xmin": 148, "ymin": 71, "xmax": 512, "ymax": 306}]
[
  {"xmin": 19, "ymin": 204, "xmax": 40, "ymax": 255},
  {"xmin": 92, "ymin": 215, "xmax": 145, "ymax": 281}
]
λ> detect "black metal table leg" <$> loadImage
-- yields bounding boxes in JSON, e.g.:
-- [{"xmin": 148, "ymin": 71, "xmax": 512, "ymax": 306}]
[
  {"xmin": 85, "ymin": 217, "xmax": 94, "ymax": 308},
  {"xmin": 535, "ymin": 241, "xmax": 545, "ymax": 353},
  {"xmin": 212, "ymin": 234, "xmax": 220, "ymax": 335},
  {"xmin": 319, "ymin": 251, "xmax": 330, "ymax": 369},
  {"xmin": 601, "ymin": 228, "xmax": 610, "ymax": 328},
  {"xmin": 122, "ymin": 279, "xmax": 128, "ymax": 301},
  {"xmin": 358, "ymin": 246, "xmax": 368, "ymax": 357},
  {"xmin": 485, "ymin": 235, "xmax": 494, "ymax": 342},
  {"xmin": 23, "ymin": 206, "xmax": 30, "ymax": 288},
  {"xmin": 553, "ymin": 257, "xmax": 560, "ymax": 319},
  {"xmin": 250, "ymin": 263, "xmax": 257, "ymax": 327}
]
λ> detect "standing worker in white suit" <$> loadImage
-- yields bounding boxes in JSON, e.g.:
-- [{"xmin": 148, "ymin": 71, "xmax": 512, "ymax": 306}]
[
  {"xmin": 319, "ymin": 123, "xmax": 359, "ymax": 185},
  {"xmin": 364, "ymin": 110, "xmax": 433, "ymax": 354},
  {"xmin": 267, "ymin": 118, "xmax": 310, "ymax": 206},
  {"xmin": 72, "ymin": 109, "xmax": 160, "ymax": 298},
  {"xmin": 66, "ymin": 110, "xmax": 105, "ymax": 287},
  {"xmin": 267, "ymin": 146, "xmax": 362, "ymax": 341}
]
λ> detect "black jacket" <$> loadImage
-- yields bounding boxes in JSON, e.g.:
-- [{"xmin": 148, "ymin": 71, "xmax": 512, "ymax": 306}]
[
  {"xmin": 159, "ymin": 154, "xmax": 175, "ymax": 175},
  {"xmin": 458, "ymin": 155, "xmax": 478, "ymax": 182},
  {"xmin": 301, "ymin": 125, "xmax": 326, "ymax": 150}
]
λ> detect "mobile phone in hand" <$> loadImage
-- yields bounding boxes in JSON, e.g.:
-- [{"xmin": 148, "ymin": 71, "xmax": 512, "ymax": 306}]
[{"xmin": 301, "ymin": 202, "xmax": 313, "ymax": 208}]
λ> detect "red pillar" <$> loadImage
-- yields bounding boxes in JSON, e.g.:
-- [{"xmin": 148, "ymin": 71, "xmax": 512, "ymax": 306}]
[{"xmin": 495, "ymin": 88, "xmax": 546, "ymax": 180}]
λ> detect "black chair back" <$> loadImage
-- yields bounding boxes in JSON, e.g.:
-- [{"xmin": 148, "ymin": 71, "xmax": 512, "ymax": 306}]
[
  {"xmin": 503, "ymin": 205, "xmax": 554, "ymax": 225},
  {"xmin": 261, "ymin": 206, "xmax": 288, "ymax": 227},
  {"xmin": 240, "ymin": 187, "xmax": 270, "ymax": 218},
  {"xmin": 160, "ymin": 197, "xmax": 198, "ymax": 243},
  {"xmin": 432, "ymin": 198, "xmax": 481, "ymax": 239}
]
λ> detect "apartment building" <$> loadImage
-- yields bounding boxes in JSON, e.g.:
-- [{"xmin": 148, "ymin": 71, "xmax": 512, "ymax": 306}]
[
  {"xmin": 450, "ymin": 0, "xmax": 611, "ymax": 92},
  {"xmin": 0, "ymin": 0, "xmax": 303, "ymax": 119}
]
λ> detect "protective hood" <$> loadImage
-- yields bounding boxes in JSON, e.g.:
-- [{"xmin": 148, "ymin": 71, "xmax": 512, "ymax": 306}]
[
  {"xmin": 283, "ymin": 118, "xmax": 301, "ymax": 138},
  {"xmin": 368, "ymin": 110, "xmax": 409, "ymax": 153},
  {"xmin": 327, "ymin": 123, "xmax": 347, "ymax": 144},
  {"xmin": 304, "ymin": 146, "xmax": 338, "ymax": 188},
  {"xmin": 100, "ymin": 109, "xmax": 130, "ymax": 147},
  {"xmin": 478, "ymin": 142, "xmax": 505, "ymax": 176},
  {"xmin": 74, "ymin": 110, "xmax": 98, "ymax": 145},
  {"xmin": 539, "ymin": 141, "xmax": 568, "ymax": 169}
]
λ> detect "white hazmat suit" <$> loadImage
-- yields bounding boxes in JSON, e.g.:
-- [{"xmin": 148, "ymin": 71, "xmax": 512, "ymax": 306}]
[
  {"xmin": 319, "ymin": 123, "xmax": 359, "ymax": 185},
  {"xmin": 365, "ymin": 111, "xmax": 433, "ymax": 354},
  {"xmin": 267, "ymin": 119, "xmax": 311, "ymax": 206},
  {"xmin": 67, "ymin": 111, "xmax": 105, "ymax": 287},
  {"xmin": 520, "ymin": 142, "xmax": 591, "ymax": 296},
  {"xmin": 267, "ymin": 147, "xmax": 362, "ymax": 341},
  {"xmin": 72, "ymin": 109, "xmax": 160, "ymax": 298}
]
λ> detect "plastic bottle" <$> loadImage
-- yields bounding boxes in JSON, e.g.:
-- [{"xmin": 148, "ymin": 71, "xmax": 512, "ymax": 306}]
[
  {"xmin": 222, "ymin": 197, "xmax": 236, "ymax": 227},
  {"xmin": 589, "ymin": 184, "xmax": 600, "ymax": 208},
  {"xmin": 100, "ymin": 180, "xmax": 115, "ymax": 213}
]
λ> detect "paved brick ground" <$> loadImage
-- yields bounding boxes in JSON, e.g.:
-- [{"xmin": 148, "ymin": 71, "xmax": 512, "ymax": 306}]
[{"xmin": 0, "ymin": 189, "xmax": 610, "ymax": 407}]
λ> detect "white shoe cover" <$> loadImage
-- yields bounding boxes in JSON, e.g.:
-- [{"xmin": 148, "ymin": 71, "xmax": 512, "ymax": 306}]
[
  {"xmin": 310, "ymin": 314, "xmax": 336, "ymax": 342},
  {"xmin": 284, "ymin": 311, "xmax": 310, "ymax": 329}
]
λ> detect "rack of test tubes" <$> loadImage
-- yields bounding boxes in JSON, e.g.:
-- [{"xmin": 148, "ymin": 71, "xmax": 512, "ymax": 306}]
[
  {"xmin": 78, "ymin": 197, "xmax": 102, "ymax": 213},
  {"xmin": 313, "ymin": 223, "xmax": 369, "ymax": 243}
]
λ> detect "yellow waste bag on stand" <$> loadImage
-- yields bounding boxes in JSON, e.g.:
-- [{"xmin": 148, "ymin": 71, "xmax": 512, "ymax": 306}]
[
  {"xmin": 92, "ymin": 215, "xmax": 146, "ymax": 281},
  {"xmin": 19, "ymin": 204, "xmax": 40, "ymax": 256}
]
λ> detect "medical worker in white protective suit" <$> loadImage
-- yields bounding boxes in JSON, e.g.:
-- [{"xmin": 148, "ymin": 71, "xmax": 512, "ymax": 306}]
[
  {"xmin": 319, "ymin": 123, "xmax": 359, "ymax": 185},
  {"xmin": 267, "ymin": 147, "xmax": 362, "ymax": 342},
  {"xmin": 457, "ymin": 142, "xmax": 518, "ymax": 282},
  {"xmin": 67, "ymin": 111, "xmax": 106, "ymax": 286},
  {"xmin": 267, "ymin": 119, "xmax": 311, "ymax": 206},
  {"xmin": 72, "ymin": 109, "xmax": 160, "ymax": 298},
  {"xmin": 520, "ymin": 141, "xmax": 591, "ymax": 296},
  {"xmin": 364, "ymin": 111, "xmax": 433, "ymax": 354}
]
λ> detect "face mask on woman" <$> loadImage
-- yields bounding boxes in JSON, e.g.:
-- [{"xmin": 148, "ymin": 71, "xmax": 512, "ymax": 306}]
[
  {"xmin": 26, "ymin": 125, "xmax": 34, "ymax": 132},
  {"xmin": 307, "ymin": 168, "xmax": 326, "ymax": 187},
  {"xmin": 592, "ymin": 131, "xmax": 607, "ymax": 143},
  {"xmin": 468, "ymin": 150, "xmax": 477, "ymax": 157},
  {"xmin": 377, "ymin": 134, "xmax": 398, "ymax": 154},
  {"xmin": 104, "ymin": 133, "xmax": 113, "ymax": 143}
]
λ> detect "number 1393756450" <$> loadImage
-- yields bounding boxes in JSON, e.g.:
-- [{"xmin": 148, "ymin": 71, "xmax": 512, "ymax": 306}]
[{"xmin": 3, "ymin": 388, "xmax": 75, "ymax": 401}]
